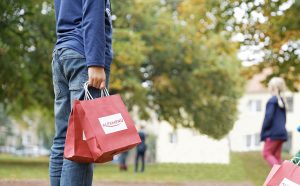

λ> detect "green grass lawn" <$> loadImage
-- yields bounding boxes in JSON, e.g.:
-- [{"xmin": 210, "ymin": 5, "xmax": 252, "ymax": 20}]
[{"xmin": 0, "ymin": 152, "xmax": 290, "ymax": 186}]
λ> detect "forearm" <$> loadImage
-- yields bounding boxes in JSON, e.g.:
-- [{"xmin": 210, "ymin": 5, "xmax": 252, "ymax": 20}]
[{"xmin": 82, "ymin": 0, "xmax": 106, "ymax": 67}]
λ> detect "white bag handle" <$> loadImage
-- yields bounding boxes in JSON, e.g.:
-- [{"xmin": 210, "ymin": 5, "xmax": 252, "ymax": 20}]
[
  {"xmin": 84, "ymin": 82, "xmax": 110, "ymax": 100},
  {"xmin": 290, "ymin": 157, "xmax": 300, "ymax": 166}
]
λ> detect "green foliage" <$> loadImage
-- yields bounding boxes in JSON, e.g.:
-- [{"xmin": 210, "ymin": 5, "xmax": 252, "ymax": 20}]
[
  {"xmin": 0, "ymin": 0, "xmax": 55, "ymax": 147},
  {"xmin": 110, "ymin": 29, "xmax": 149, "ymax": 119},
  {"xmin": 120, "ymin": 0, "xmax": 242, "ymax": 138},
  {"xmin": 226, "ymin": 0, "xmax": 300, "ymax": 90},
  {"xmin": 0, "ymin": 0, "xmax": 55, "ymax": 114},
  {"xmin": 263, "ymin": 0, "xmax": 300, "ymax": 89}
]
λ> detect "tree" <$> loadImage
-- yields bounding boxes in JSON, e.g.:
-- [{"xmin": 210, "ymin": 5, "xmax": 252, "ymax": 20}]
[
  {"xmin": 224, "ymin": 0, "xmax": 300, "ymax": 90},
  {"xmin": 256, "ymin": 0, "xmax": 300, "ymax": 90},
  {"xmin": 0, "ymin": 0, "xmax": 244, "ymax": 140},
  {"xmin": 0, "ymin": 0, "xmax": 56, "ymax": 147},
  {"xmin": 109, "ymin": 29, "xmax": 149, "ymax": 119},
  {"xmin": 0, "ymin": 0, "xmax": 55, "ymax": 114},
  {"xmin": 112, "ymin": 0, "xmax": 243, "ymax": 139}
]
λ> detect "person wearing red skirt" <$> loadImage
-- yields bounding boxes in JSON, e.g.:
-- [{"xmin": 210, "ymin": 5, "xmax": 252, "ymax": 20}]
[{"xmin": 260, "ymin": 77, "xmax": 288, "ymax": 166}]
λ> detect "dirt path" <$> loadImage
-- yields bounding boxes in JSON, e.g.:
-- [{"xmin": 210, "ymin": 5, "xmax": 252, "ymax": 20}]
[{"xmin": 0, "ymin": 180, "xmax": 254, "ymax": 186}]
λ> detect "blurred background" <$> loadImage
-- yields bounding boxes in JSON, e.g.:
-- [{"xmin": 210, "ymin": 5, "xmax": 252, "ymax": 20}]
[{"xmin": 0, "ymin": 0, "xmax": 299, "ymax": 186}]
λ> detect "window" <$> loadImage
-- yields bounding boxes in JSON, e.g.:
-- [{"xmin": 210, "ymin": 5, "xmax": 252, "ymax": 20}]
[
  {"xmin": 169, "ymin": 132, "xmax": 178, "ymax": 144},
  {"xmin": 245, "ymin": 133, "xmax": 261, "ymax": 149},
  {"xmin": 254, "ymin": 133, "xmax": 260, "ymax": 146},
  {"xmin": 247, "ymin": 100, "xmax": 262, "ymax": 112},
  {"xmin": 283, "ymin": 132, "xmax": 292, "ymax": 153},
  {"xmin": 286, "ymin": 96, "xmax": 294, "ymax": 113},
  {"xmin": 27, "ymin": 135, "xmax": 31, "ymax": 144},
  {"xmin": 246, "ymin": 135, "xmax": 251, "ymax": 147},
  {"xmin": 22, "ymin": 133, "xmax": 31, "ymax": 146}
]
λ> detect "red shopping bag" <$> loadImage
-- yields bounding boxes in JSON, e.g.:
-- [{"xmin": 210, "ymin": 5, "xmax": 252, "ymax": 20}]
[
  {"xmin": 64, "ymin": 85, "xmax": 141, "ymax": 163},
  {"xmin": 263, "ymin": 164, "xmax": 280, "ymax": 186},
  {"xmin": 265, "ymin": 161, "xmax": 300, "ymax": 186}
]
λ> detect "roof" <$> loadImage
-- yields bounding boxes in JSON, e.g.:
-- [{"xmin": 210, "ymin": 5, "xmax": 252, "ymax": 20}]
[{"xmin": 245, "ymin": 68, "xmax": 272, "ymax": 93}]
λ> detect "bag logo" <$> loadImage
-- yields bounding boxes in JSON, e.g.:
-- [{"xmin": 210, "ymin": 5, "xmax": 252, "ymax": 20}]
[
  {"xmin": 280, "ymin": 178, "xmax": 300, "ymax": 186},
  {"xmin": 82, "ymin": 131, "xmax": 86, "ymax": 141},
  {"xmin": 98, "ymin": 113, "xmax": 127, "ymax": 134}
]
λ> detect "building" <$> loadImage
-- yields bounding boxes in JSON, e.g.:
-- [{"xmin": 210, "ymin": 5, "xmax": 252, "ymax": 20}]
[
  {"xmin": 0, "ymin": 114, "xmax": 49, "ymax": 156},
  {"xmin": 155, "ymin": 121, "xmax": 230, "ymax": 164},
  {"xmin": 133, "ymin": 110, "xmax": 230, "ymax": 164}
]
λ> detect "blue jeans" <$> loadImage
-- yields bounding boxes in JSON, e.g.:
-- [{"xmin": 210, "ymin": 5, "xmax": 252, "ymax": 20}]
[
  {"xmin": 135, "ymin": 151, "xmax": 145, "ymax": 172},
  {"xmin": 49, "ymin": 48, "xmax": 110, "ymax": 186}
]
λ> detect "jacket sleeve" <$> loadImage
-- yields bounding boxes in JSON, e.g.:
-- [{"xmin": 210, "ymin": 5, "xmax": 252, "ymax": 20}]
[
  {"xmin": 262, "ymin": 101, "xmax": 276, "ymax": 130},
  {"xmin": 82, "ymin": 0, "xmax": 106, "ymax": 67}
]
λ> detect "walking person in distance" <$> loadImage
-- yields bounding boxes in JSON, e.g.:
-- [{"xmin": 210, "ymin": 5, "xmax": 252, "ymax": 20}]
[
  {"xmin": 135, "ymin": 125, "xmax": 147, "ymax": 173},
  {"xmin": 260, "ymin": 77, "xmax": 288, "ymax": 167}
]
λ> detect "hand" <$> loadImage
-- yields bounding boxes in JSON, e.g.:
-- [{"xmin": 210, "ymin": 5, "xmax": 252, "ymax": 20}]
[{"xmin": 88, "ymin": 67, "xmax": 106, "ymax": 89}]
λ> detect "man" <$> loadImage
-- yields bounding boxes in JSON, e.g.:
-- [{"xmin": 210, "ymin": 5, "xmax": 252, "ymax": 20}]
[
  {"xmin": 135, "ymin": 125, "xmax": 147, "ymax": 172},
  {"xmin": 49, "ymin": 0, "xmax": 113, "ymax": 185},
  {"xmin": 119, "ymin": 151, "xmax": 129, "ymax": 171}
]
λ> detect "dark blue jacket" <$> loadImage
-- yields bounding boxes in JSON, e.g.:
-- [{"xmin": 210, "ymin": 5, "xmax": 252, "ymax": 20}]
[
  {"xmin": 260, "ymin": 96, "xmax": 287, "ymax": 141},
  {"xmin": 54, "ymin": 0, "xmax": 113, "ymax": 69},
  {"xmin": 137, "ymin": 131, "xmax": 147, "ymax": 153}
]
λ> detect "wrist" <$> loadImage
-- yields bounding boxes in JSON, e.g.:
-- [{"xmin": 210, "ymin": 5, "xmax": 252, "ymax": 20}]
[
  {"xmin": 88, "ymin": 66, "xmax": 104, "ymax": 69},
  {"xmin": 88, "ymin": 66, "xmax": 105, "ymax": 72}
]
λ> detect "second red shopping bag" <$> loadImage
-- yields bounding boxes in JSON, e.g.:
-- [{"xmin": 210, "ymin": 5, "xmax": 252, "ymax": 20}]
[{"xmin": 265, "ymin": 160, "xmax": 300, "ymax": 186}]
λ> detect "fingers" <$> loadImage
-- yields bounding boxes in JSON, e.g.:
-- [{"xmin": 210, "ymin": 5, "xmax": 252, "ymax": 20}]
[
  {"xmin": 88, "ymin": 67, "xmax": 106, "ymax": 89},
  {"xmin": 94, "ymin": 79, "xmax": 101, "ymax": 89},
  {"xmin": 100, "ymin": 81, "xmax": 106, "ymax": 90},
  {"xmin": 88, "ymin": 78, "xmax": 94, "ymax": 88},
  {"xmin": 96, "ymin": 81, "xmax": 101, "ymax": 89},
  {"xmin": 88, "ymin": 77, "xmax": 105, "ymax": 89}
]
